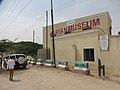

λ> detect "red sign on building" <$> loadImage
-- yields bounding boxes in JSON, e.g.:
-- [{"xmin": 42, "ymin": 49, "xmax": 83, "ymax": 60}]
[{"xmin": 50, "ymin": 18, "xmax": 100, "ymax": 37}]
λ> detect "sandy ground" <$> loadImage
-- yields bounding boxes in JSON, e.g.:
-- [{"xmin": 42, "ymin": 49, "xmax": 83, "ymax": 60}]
[{"xmin": 0, "ymin": 65, "xmax": 120, "ymax": 90}]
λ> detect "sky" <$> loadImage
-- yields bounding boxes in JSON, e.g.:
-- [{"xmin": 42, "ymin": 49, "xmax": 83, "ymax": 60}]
[{"xmin": 0, "ymin": 0, "xmax": 120, "ymax": 44}]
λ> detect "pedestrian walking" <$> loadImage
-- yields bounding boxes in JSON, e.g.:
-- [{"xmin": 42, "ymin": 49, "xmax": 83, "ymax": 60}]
[{"xmin": 7, "ymin": 56, "xmax": 15, "ymax": 81}]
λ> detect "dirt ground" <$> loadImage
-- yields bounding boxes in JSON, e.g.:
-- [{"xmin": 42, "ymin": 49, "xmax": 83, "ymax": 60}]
[{"xmin": 0, "ymin": 65, "xmax": 120, "ymax": 90}]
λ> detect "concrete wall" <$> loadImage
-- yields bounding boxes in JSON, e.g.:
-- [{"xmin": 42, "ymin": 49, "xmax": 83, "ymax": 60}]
[
  {"xmin": 99, "ymin": 36, "xmax": 120, "ymax": 76},
  {"xmin": 50, "ymin": 30, "xmax": 100, "ymax": 71},
  {"xmin": 48, "ymin": 32, "xmax": 120, "ymax": 76}
]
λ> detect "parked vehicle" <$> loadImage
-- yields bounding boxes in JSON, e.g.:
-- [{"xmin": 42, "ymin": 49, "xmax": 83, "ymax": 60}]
[
  {"xmin": 26, "ymin": 55, "xmax": 33, "ymax": 64},
  {"xmin": 4, "ymin": 54, "xmax": 27, "ymax": 69}
]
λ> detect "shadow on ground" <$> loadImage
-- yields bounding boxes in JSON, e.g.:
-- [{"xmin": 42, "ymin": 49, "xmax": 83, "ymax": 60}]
[
  {"xmin": 14, "ymin": 67, "xmax": 30, "ymax": 70},
  {"xmin": 12, "ymin": 79, "xmax": 21, "ymax": 82}
]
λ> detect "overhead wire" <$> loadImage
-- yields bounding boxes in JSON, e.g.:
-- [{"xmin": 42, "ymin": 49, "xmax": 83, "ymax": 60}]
[
  {"xmin": 0, "ymin": 0, "xmax": 17, "ymax": 27},
  {"xmin": 13, "ymin": 0, "xmax": 80, "ymax": 42},
  {"xmin": 0, "ymin": 0, "xmax": 33, "ymax": 37},
  {"xmin": 54, "ymin": 0, "xmax": 77, "ymax": 10},
  {"xmin": 0, "ymin": 0, "xmax": 80, "ymax": 38},
  {"xmin": 48, "ymin": 0, "xmax": 80, "ymax": 24},
  {"xmin": 54, "ymin": 0, "xmax": 82, "ymax": 12},
  {"xmin": 54, "ymin": 0, "xmax": 120, "ymax": 32},
  {"xmin": 0, "ymin": 0, "xmax": 22, "ymax": 30},
  {"xmin": 1, "ymin": 0, "xmax": 120, "ymax": 42},
  {"xmin": 12, "ymin": 0, "xmax": 120, "ymax": 42},
  {"xmin": 53, "ymin": 0, "xmax": 86, "ymax": 23},
  {"xmin": 13, "ymin": 13, "xmax": 44, "ymax": 41}
]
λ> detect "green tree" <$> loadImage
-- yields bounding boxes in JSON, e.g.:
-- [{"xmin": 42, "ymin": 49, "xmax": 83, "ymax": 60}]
[
  {"xmin": 15, "ymin": 41, "xmax": 43, "ymax": 56},
  {"xmin": 0, "ymin": 40, "xmax": 43, "ymax": 56}
]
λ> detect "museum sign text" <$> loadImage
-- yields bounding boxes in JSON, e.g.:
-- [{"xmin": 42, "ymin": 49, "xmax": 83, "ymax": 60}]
[{"xmin": 50, "ymin": 18, "xmax": 100, "ymax": 36}]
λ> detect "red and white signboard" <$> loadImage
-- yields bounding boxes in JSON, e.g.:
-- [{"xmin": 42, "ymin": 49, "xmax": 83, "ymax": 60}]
[{"xmin": 50, "ymin": 18, "xmax": 100, "ymax": 36}]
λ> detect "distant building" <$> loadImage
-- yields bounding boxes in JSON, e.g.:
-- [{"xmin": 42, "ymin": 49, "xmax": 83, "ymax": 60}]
[{"xmin": 43, "ymin": 12, "xmax": 120, "ymax": 76}]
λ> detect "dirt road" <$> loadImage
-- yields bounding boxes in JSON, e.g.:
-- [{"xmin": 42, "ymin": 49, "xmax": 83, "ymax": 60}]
[{"xmin": 0, "ymin": 65, "xmax": 120, "ymax": 90}]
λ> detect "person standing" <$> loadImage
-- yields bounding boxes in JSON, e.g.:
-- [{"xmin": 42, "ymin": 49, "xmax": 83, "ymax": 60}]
[{"xmin": 7, "ymin": 56, "xmax": 15, "ymax": 81}]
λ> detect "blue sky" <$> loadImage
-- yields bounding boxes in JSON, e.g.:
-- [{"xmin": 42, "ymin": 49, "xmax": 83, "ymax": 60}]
[{"xmin": 0, "ymin": 0, "xmax": 120, "ymax": 44}]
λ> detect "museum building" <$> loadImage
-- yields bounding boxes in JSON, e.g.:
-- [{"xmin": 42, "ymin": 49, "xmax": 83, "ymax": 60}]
[{"xmin": 42, "ymin": 12, "xmax": 120, "ymax": 76}]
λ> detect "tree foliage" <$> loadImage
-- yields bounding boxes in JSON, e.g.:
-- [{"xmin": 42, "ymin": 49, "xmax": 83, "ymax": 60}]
[{"xmin": 0, "ymin": 40, "xmax": 43, "ymax": 56}]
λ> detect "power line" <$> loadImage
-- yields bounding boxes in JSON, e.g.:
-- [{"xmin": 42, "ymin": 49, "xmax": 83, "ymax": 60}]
[
  {"xmin": 13, "ymin": 0, "xmax": 120, "ymax": 41},
  {"xmin": 53, "ymin": 0, "xmax": 120, "ymax": 31},
  {"xmin": 13, "ymin": 23, "xmax": 36, "ymax": 42},
  {"xmin": 48, "ymin": 0, "xmax": 79, "ymax": 24},
  {"xmin": 0, "ymin": 0, "xmax": 33, "ymax": 37},
  {"xmin": 1, "ymin": 0, "xmax": 82, "ymax": 37},
  {"xmin": 0, "ymin": 0, "xmax": 17, "ymax": 24},
  {"xmin": 0, "ymin": 0, "xmax": 17, "ymax": 27},
  {"xmin": 55, "ymin": 0, "xmax": 77, "ymax": 10},
  {"xmin": 13, "ymin": 13, "xmax": 44, "ymax": 41},
  {"xmin": 52, "ymin": 0, "xmax": 85, "ymax": 23},
  {"xmin": 55, "ymin": 0, "xmax": 81, "ymax": 12},
  {"xmin": 1, "ymin": 0, "xmax": 119, "ymax": 42},
  {"xmin": 0, "ymin": 0, "xmax": 21, "ymax": 29}
]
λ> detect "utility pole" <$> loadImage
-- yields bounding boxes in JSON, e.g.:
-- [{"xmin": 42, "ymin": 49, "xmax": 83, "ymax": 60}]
[
  {"xmin": 33, "ymin": 30, "xmax": 35, "ymax": 56},
  {"xmin": 46, "ymin": 11, "xmax": 48, "ymax": 59},
  {"xmin": 51, "ymin": 0, "xmax": 56, "ymax": 67}
]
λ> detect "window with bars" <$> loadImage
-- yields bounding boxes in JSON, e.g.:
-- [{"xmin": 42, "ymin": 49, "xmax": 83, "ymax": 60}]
[{"xmin": 84, "ymin": 48, "xmax": 94, "ymax": 62}]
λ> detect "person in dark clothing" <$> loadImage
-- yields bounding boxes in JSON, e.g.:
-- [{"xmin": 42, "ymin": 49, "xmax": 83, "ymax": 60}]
[{"xmin": 0, "ymin": 58, "xmax": 2, "ymax": 69}]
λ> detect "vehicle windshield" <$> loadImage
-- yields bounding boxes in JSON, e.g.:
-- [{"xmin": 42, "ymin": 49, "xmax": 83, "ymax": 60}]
[
  {"xmin": 9, "ymin": 56, "xmax": 15, "ymax": 59},
  {"xmin": 16, "ymin": 55, "xmax": 25, "ymax": 58}
]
